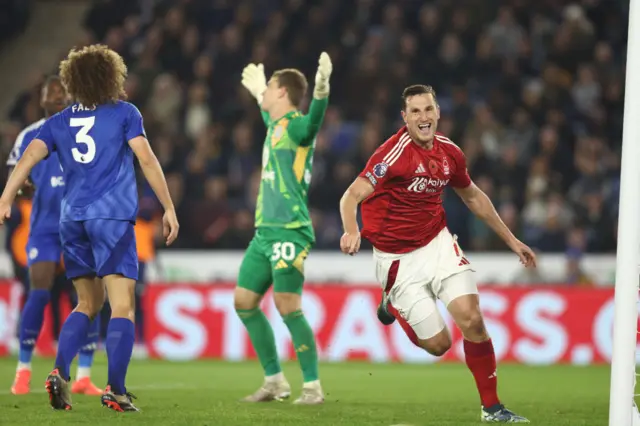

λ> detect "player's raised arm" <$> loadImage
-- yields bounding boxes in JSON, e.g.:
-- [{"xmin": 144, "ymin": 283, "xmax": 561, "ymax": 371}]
[
  {"xmin": 128, "ymin": 135, "xmax": 179, "ymax": 246},
  {"xmin": 307, "ymin": 52, "xmax": 332, "ymax": 134},
  {"xmin": 241, "ymin": 63, "xmax": 269, "ymax": 124},
  {"xmin": 287, "ymin": 52, "xmax": 332, "ymax": 146}
]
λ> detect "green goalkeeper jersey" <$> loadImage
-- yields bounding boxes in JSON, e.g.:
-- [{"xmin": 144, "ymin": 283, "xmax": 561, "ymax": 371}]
[{"xmin": 255, "ymin": 97, "xmax": 329, "ymax": 242}]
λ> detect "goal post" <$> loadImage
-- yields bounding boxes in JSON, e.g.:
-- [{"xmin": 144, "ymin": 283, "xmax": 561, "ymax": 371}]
[{"xmin": 609, "ymin": 1, "xmax": 640, "ymax": 424}]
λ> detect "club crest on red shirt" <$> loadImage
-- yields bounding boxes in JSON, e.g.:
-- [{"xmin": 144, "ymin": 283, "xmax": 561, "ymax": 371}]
[
  {"xmin": 373, "ymin": 162, "xmax": 388, "ymax": 178},
  {"xmin": 442, "ymin": 158, "xmax": 450, "ymax": 176}
]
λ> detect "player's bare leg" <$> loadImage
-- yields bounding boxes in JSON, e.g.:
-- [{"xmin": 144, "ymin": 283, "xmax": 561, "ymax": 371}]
[
  {"xmin": 12, "ymin": 261, "xmax": 56, "ymax": 395},
  {"xmin": 413, "ymin": 328, "xmax": 452, "ymax": 357},
  {"xmin": 274, "ymin": 292, "xmax": 323, "ymax": 405},
  {"xmin": 446, "ymin": 273, "xmax": 529, "ymax": 423},
  {"xmin": 235, "ymin": 287, "xmax": 291, "ymax": 402},
  {"xmin": 384, "ymin": 292, "xmax": 452, "ymax": 357},
  {"xmin": 70, "ymin": 277, "xmax": 103, "ymax": 396},
  {"xmin": 100, "ymin": 275, "xmax": 139, "ymax": 412},
  {"xmin": 47, "ymin": 276, "xmax": 103, "ymax": 410}
]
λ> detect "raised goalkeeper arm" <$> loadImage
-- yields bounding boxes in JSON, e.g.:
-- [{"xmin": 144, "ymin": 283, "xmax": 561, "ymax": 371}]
[
  {"xmin": 288, "ymin": 52, "xmax": 333, "ymax": 146},
  {"xmin": 241, "ymin": 63, "xmax": 269, "ymax": 124}
]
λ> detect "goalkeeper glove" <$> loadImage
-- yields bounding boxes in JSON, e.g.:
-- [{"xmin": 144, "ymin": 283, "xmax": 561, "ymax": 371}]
[
  {"xmin": 314, "ymin": 52, "xmax": 333, "ymax": 99},
  {"xmin": 241, "ymin": 63, "xmax": 267, "ymax": 104}
]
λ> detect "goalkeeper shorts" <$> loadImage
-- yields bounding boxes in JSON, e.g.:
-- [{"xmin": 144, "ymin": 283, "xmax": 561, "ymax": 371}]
[{"xmin": 237, "ymin": 227, "xmax": 313, "ymax": 295}]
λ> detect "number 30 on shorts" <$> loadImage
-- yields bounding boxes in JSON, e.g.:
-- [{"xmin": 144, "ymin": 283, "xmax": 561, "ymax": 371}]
[{"xmin": 271, "ymin": 242, "xmax": 296, "ymax": 261}]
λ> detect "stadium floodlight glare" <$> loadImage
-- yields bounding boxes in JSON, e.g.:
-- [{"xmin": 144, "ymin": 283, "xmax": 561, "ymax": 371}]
[{"xmin": 609, "ymin": 1, "xmax": 640, "ymax": 424}]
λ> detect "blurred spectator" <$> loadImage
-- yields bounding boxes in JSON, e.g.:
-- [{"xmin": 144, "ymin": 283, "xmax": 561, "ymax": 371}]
[
  {"xmin": 486, "ymin": 6, "xmax": 526, "ymax": 59},
  {"xmin": 0, "ymin": 0, "xmax": 31, "ymax": 48},
  {"xmin": 2, "ymin": 0, "xmax": 627, "ymax": 253},
  {"xmin": 564, "ymin": 228, "xmax": 596, "ymax": 285}
]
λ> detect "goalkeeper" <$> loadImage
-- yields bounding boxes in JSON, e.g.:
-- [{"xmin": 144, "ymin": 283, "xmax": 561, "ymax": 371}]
[{"xmin": 235, "ymin": 53, "xmax": 332, "ymax": 405}]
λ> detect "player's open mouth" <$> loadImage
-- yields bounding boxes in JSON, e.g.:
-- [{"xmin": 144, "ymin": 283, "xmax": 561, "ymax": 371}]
[{"xmin": 418, "ymin": 123, "xmax": 432, "ymax": 133}]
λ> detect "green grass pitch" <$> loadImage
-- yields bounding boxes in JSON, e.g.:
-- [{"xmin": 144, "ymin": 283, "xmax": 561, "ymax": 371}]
[{"xmin": 0, "ymin": 356, "xmax": 610, "ymax": 425}]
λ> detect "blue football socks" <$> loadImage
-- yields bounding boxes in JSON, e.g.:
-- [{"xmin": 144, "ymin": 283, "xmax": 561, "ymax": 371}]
[
  {"xmin": 105, "ymin": 318, "xmax": 135, "ymax": 395},
  {"xmin": 54, "ymin": 312, "xmax": 91, "ymax": 380},
  {"xmin": 18, "ymin": 289, "xmax": 51, "ymax": 366},
  {"xmin": 77, "ymin": 312, "xmax": 101, "ymax": 373}
]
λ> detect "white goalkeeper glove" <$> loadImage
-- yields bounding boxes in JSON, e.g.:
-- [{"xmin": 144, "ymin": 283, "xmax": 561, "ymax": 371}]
[
  {"xmin": 314, "ymin": 52, "xmax": 333, "ymax": 99},
  {"xmin": 241, "ymin": 63, "xmax": 267, "ymax": 104}
]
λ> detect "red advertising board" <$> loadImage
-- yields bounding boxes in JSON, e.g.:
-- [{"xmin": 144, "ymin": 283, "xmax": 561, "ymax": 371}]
[
  {"xmin": 0, "ymin": 280, "xmax": 22, "ymax": 356},
  {"xmin": 0, "ymin": 280, "xmax": 630, "ymax": 364},
  {"xmin": 0, "ymin": 280, "xmax": 72, "ymax": 357},
  {"xmin": 142, "ymin": 283, "xmax": 624, "ymax": 365}
]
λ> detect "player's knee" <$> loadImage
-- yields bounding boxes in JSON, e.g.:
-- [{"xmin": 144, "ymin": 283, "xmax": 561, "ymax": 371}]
[
  {"xmin": 108, "ymin": 291, "xmax": 135, "ymax": 320},
  {"xmin": 417, "ymin": 331, "xmax": 452, "ymax": 357},
  {"xmin": 457, "ymin": 309, "xmax": 487, "ymax": 339},
  {"xmin": 29, "ymin": 262, "xmax": 57, "ymax": 290},
  {"xmin": 234, "ymin": 286, "xmax": 261, "ymax": 311},
  {"xmin": 272, "ymin": 271, "xmax": 303, "ymax": 316},
  {"xmin": 30, "ymin": 278, "xmax": 51, "ymax": 291},
  {"xmin": 104, "ymin": 275, "xmax": 136, "ymax": 320},
  {"xmin": 110, "ymin": 300, "xmax": 134, "ymax": 321},
  {"xmin": 92, "ymin": 286, "xmax": 106, "ymax": 313},
  {"xmin": 273, "ymin": 292, "xmax": 301, "ymax": 316},
  {"xmin": 75, "ymin": 299, "xmax": 102, "ymax": 319}
]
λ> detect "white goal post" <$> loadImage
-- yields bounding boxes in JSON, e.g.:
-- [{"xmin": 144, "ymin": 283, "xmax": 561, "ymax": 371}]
[{"xmin": 608, "ymin": 0, "xmax": 640, "ymax": 424}]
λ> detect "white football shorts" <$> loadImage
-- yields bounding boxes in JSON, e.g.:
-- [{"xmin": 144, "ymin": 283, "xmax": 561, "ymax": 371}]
[{"xmin": 374, "ymin": 227, "xmax": 478, "ymax": 340}]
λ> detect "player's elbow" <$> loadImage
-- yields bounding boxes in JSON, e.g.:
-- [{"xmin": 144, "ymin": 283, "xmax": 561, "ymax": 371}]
[
  {"xmin": 129, "ymin": 136, "xmax": 158, "ymax": 167},
  {"xmin": 341, "ymin": 186, "xmax": 361, "ymax": 208},
  {"xmin": 456, "ymin": 184, "xmax": 484, "ymax": 208},
  {"xmin": 24, "ymin": 139, "xmax": 49, "ymax": 164},
  {"xmin": 135, "ymin": 147, "xmax": 160, "ymax": 170},
  {"xmin": 343, "ymin": 178, "xmax": 374, "ymax": 205},
  {"xmin": 137, "ymin": 154, "xmax": 158, "ymax": 170}
]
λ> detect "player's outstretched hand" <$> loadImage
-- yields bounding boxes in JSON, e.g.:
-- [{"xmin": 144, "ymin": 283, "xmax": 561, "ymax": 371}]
[
  {"xmin": 241, "ymin": 63, "xmax": 267, "ymax": 102},
  {"xmin": 340, "ymin": 231, "xmax": 361, "ymax": 256},
  {"xmin": 163, "ymin": 209, "xmax": 179, "ymax": 246},
  {"xmin": 509, "ymin": 239, "xmax": 537, "ymax": 268},
  {"xmin": 313, "ymin": 52, "xmax": 333, "ymax": 99},
  {"xmin": 0, "ymin": 200, "xmax": 11, "ymax": 225}
]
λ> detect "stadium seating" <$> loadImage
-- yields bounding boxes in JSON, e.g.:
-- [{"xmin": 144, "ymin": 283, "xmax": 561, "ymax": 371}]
[{"xmin": 1, "ymin": 0, "xmax": 626, "ymax": 254}]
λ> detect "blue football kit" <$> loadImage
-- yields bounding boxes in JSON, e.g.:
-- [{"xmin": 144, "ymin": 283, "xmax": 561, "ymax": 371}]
[
  {"xmin": 7, "ymin": 118, "xmax": 65, "ymax": 267},
  {"xmin": 34, "ymin": 101, "xmax": 144, "ymax": 280}
]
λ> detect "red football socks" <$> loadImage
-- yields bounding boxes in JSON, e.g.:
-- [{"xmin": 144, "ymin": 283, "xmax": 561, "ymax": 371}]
[{"xmin": 463, "ymin": 338, "xmax": 501, "ymax": 408}]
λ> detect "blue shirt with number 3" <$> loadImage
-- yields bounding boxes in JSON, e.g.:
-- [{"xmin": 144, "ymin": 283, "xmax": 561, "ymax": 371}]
[{"xmin": 35, "ymin": 101, "xmax": 145, "ymax": 223}]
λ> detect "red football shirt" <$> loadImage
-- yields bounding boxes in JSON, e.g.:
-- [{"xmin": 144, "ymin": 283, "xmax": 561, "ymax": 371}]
[{"xmin": 358, "ymin": 126, "xmax": 471, "ymax": 254}]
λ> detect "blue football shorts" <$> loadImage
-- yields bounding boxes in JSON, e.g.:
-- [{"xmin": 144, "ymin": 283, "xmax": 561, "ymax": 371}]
[
  {"xmin": 60, "ymin": 219, "xmax": 138, "ymax": 280},
  {"xmin": 26, "ymin": 232, "xmax": 62, "ymax": 267}
]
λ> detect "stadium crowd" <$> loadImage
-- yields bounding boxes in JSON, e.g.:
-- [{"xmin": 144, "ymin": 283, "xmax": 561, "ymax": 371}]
[
  {"xmin": 0, "ymin": 0, "xmax": 31, "ymax": 49},
  {"xmin": 0, "ymin": 0, "xmax": 627, "ymax": 257}
]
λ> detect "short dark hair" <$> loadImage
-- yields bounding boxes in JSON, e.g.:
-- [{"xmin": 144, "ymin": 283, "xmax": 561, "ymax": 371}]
[
  {"xmin": 273, "ymin": 68, "xmax": 308, "ymax": 107},
  {"xmin": 59, "ymin": 44, "xmax": 127, "ymax": 106},
  {"xmin": 43, "ymin": 75, "xmax": 62, "ymax": 88},
  {"xmin": 41, "ymin": 75, "xmax": 64, "ymax": 96},
  {"xmin": 402, "ymin": 85, "xmax": 437, "ymax": 109}
]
